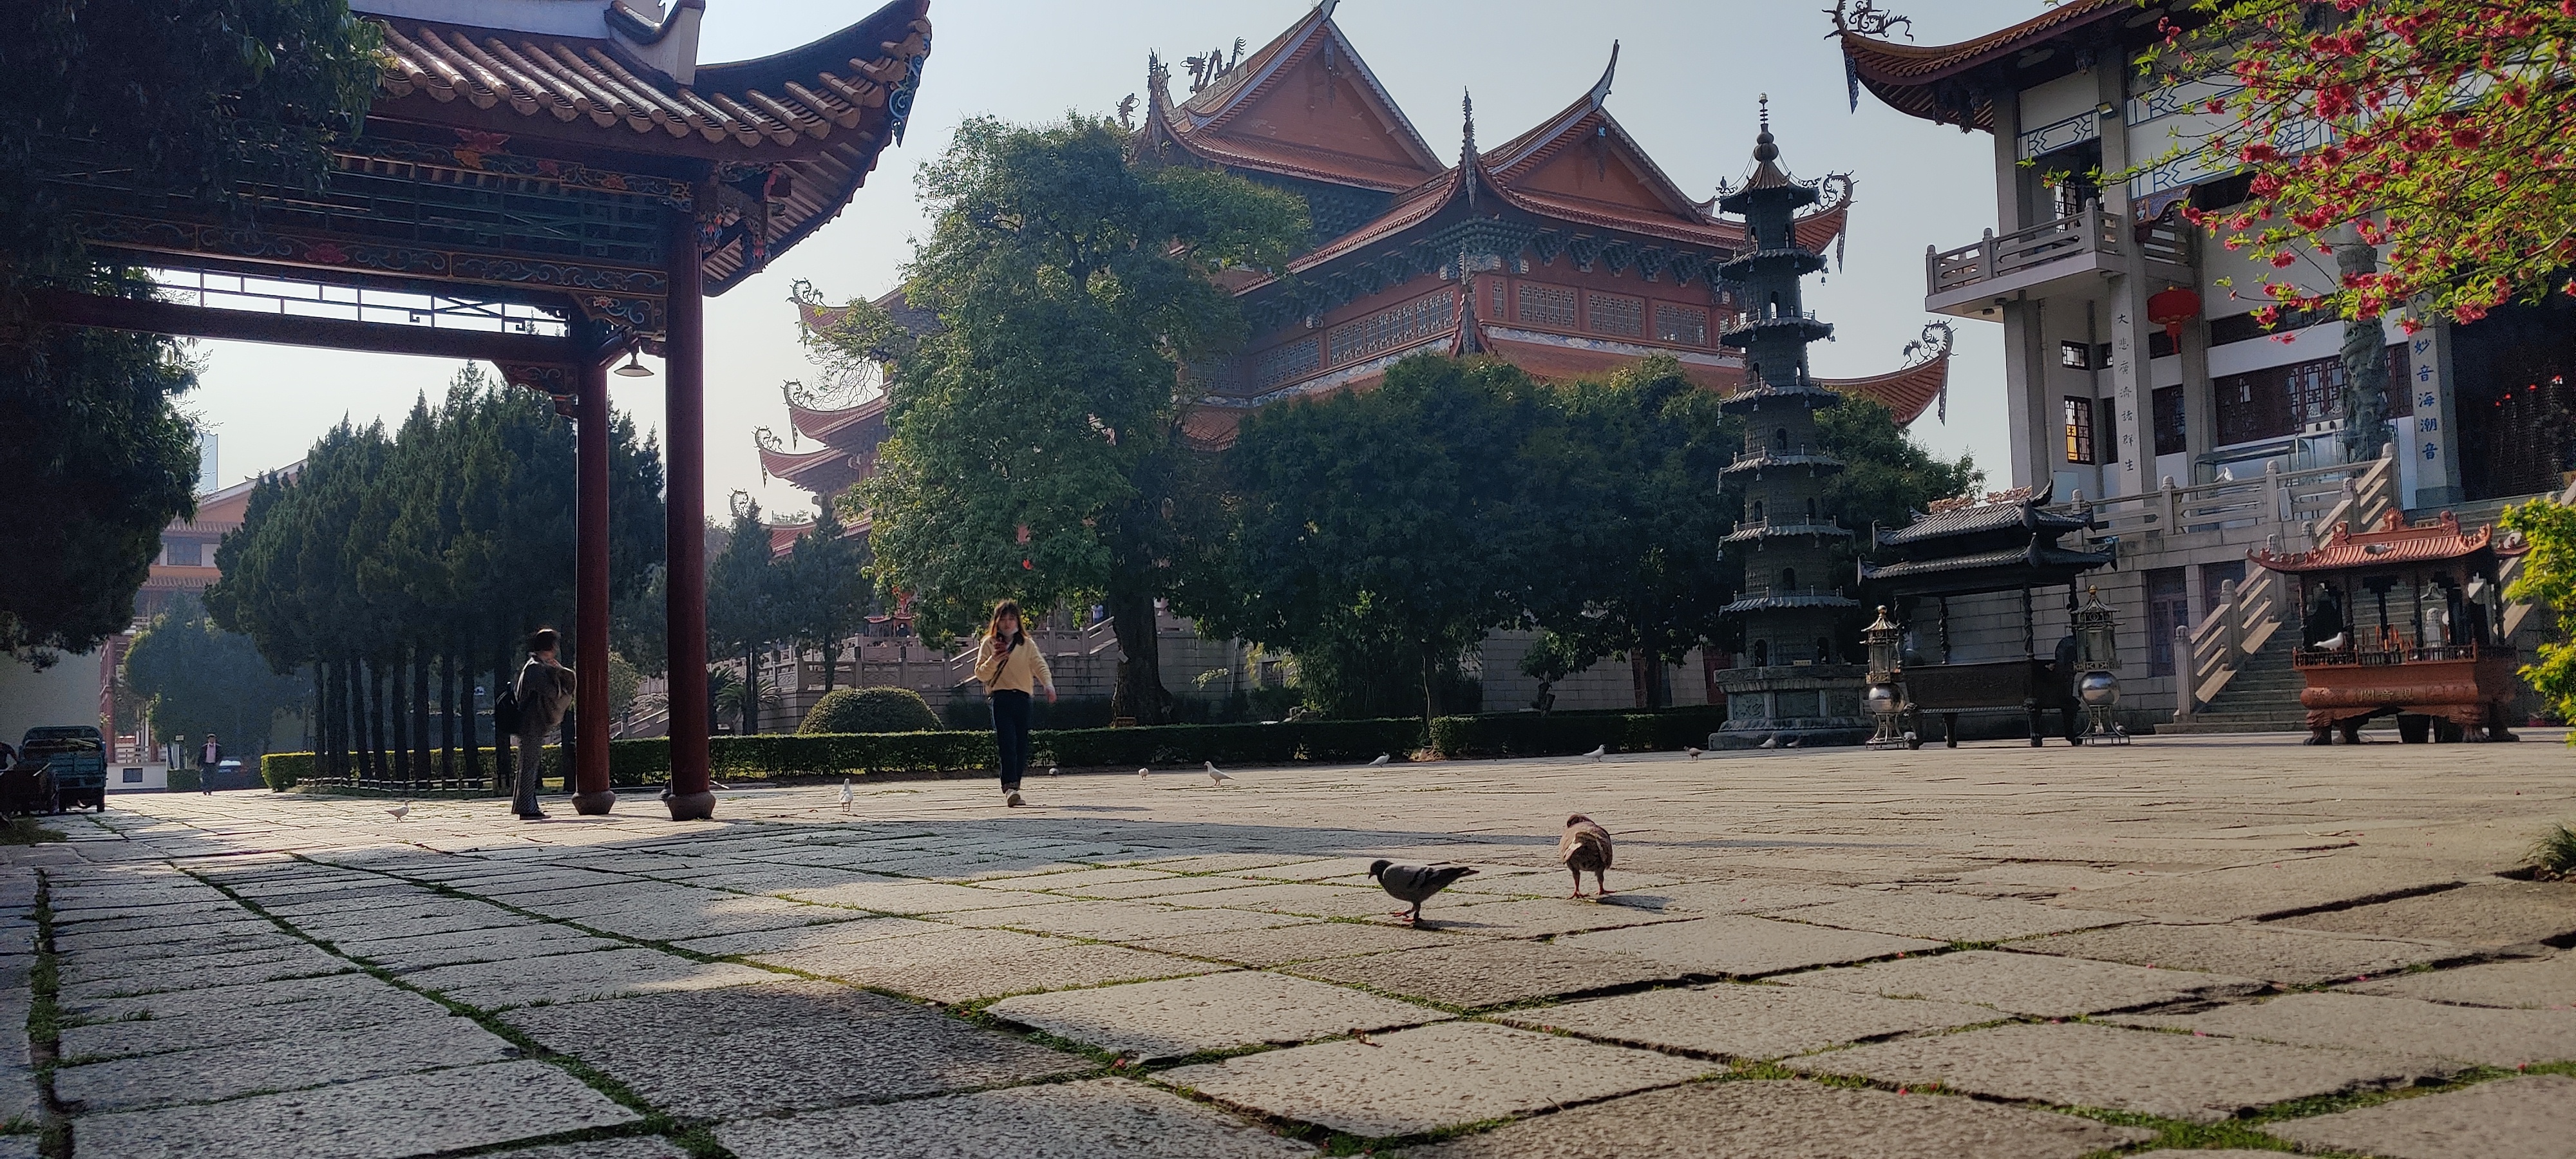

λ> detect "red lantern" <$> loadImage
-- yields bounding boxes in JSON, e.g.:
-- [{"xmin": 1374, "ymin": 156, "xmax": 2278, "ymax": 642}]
[{"xmin": 2148, "ymin": 287, "xmax": 2202, "ymax": 346}]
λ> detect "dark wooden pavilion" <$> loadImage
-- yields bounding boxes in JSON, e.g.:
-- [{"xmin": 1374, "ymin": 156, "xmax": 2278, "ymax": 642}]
[{"xmin": 33, "ymin": 0, "xmax": 933, "ymax": 818}]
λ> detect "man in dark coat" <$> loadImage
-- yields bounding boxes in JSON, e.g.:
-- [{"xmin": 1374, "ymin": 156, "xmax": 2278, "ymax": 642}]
[{"xmin": 511, "ymin": 628, "xmax": 577, "ymax": 820}]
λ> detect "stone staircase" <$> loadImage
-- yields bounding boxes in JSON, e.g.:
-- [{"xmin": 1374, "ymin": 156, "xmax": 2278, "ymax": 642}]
[{"xmin": 2159, "ymin": 632, "xmax": 2307, "ymax": 734}]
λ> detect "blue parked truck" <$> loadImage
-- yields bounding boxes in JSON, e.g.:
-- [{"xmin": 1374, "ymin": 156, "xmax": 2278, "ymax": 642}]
[{"xmin": 15, "ymin": 726, "xmax": 109, "ymax": 814}]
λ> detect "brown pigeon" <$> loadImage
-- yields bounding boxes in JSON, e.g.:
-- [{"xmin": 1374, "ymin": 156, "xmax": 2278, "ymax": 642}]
[{"xmin": 1559, "ymin": 814, "xmax": 1614, "ymax": 898}]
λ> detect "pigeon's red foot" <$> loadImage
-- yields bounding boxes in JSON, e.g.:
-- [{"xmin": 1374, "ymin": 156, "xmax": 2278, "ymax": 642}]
[{"xmin": 1568, "ymin": 890, "xmax": 1585, "ymax": 900}]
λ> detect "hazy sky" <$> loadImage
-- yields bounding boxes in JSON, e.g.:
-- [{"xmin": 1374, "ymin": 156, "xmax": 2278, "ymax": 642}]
[{"xmin": 184, "ymin": 0, "xmax": 2045, "ymax": 513}]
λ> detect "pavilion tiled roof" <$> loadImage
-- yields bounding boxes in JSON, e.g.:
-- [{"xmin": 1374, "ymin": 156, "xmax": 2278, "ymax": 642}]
[
  {"xmin": 1835, "ymin": 0, "xmax": 2153, "ymax": 132},
  {"xmin": 2253, "ymin": 511, "xmax": 2524, "ymax": 574},
  {"xmin": 1179, "ymin": 405, "xmax": 1249, "ymax": 451},
  {"xmin": 368, "ymin": 0, "xmax": 932, "ymax": 292},
  {"xmin": 1817, "ymin": 345, "xmax": 1948, "ymax": 425},
  {"xmin": 1146, "ymin": 1, "xmax": 1443, "ymax": 193},
  {"xmin": 786, "ymin": 393, "xmax": 887, "ymax": 445},
  {"xmin": 758, "ymin": 442, "xmax": 869, "ymax": 496}
]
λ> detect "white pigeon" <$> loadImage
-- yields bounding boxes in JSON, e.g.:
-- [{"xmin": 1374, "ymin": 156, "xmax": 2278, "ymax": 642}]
[
  {"xmin": 1582, "ymin": 744, "xmax": 1607, "ymax": 762},
  {"xmin": 1365, "ymin": 754, "xmax": 1390, "ymax": 767},
  {"xmin": 386, "ymin": 802, "xmax": 412, "ymax": 821},
  {"xmin": 1205, "ymin": 762, "xmax": 1235, "ymax": 786},
  {"xmin": 1138, "ymin": 767, "xmax": 1151, "ymax": 779},
  {"xmin": 1757, "ymin": 735, "xmax": 1779, "ymax": 749},
  {"xmin": 1784, "ymin": 737, "xmax": 1802, "ymax": 749},
  {"xmin": 838, "ymin": 778, "xmax": 855, "ymax": 811},
  {"xmin": 2316, "ymin": 631, "xmax": 2350, "ymax": 651},
  {"xmin": 1047, "ymin": 766, "xmax": 1059, "ymax": 777},
  {"xmin": 1684, "ymin": 746, "xmax": 1704, "ymax": 760}
]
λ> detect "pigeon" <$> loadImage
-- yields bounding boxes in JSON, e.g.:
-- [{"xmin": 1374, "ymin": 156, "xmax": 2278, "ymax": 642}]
[
  {"xmin": 1783, "ymin": 737, "xmax": 1801, "ymax": 749},
  {"xmin": 1581, "ymin": 744, "xmax": 1607, "ymax": 762},
  {"xmin": 1138, "ymin": 767, "xmax": 1151, "ymax": 779},
  {"xmin": 1558, "ymin": 814, "xmax": 1614, "ymax": 898},
  {"xmin": 1684, "ymin": 746, "xmax": 1704, "ymax": 760},
  {"xmin": 1365, "ymin": 754, "xmax": 1390, "ymax": 767},
  {"xmin": 1205, "ymin": 762, "xmax": 1234, "ymax": 786},
  {"xmin": 838, "ymin": 778, "xmax": 855, "ymax": 812},
  {"xmin": 386, "ymin": 802, "xmax": 412, "ymax": 821},
  {"xmin": 1368, "ymin": 860, "xmax": 1477, "ymax": 925},
  {"xmin": 2316, "ymin": 630, "xmax": 2350, "ymax": 651},
  {"xmin": 1758, "ymin": 735, "xmax": 1779, "ymax": 749},
  {"xmin": 1047, "ymin": 766, "xmax": 1059, "ymax": 777}
]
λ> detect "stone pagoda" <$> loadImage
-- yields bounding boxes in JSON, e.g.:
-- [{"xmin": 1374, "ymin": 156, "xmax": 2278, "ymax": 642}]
[{"xmin": 1709, "ymin": 103, "xmax": 1871, "ymax": 748}]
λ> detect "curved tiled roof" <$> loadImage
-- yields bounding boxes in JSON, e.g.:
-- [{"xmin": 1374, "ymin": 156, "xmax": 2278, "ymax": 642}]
[
  {"xmin": 1819, "ymin": 349, "xmax": 1947, "ymax": 425},
  {"xmin": 786, "ymin": 393, "xmax": 887, "ymax": 446},
  {"xmin": 370, "ymin": 0, "xmax": 931, "ymax": 292},
  {"xmin": 2253, "ymin": 510, "xmax": 2524, "ymax": 575},
  {"xmin": 759, "ymin": 443, "xmax": 869, "ymax": 497},
  {"xmin": 1835, "ymin": 0, "xmax": 2179, "ymax": 132},
  {"xmin": 1145, "ymin": 2, "xmax": 1443, "ymax": 193}
]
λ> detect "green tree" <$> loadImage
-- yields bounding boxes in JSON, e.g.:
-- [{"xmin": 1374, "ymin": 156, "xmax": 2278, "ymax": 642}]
[
  {"xmin": 782, "ymin": 502, "xmax": 873, "ymax": 696},
  {"xmin": 2, "ymin": 0, "xmax": 381, "ymax": 661},
  {"xmin": 2504, "ymin": 497, "xmax": 2576, "ymax": 732},
  {"xmin": 1208, "ymin": 355, "xmax": 1541, "ymax": 721},
  {"xmin": 1517, "ymin": 357, "xmax": 1739, "ymax": 707},
  {"xmin": 122, "ymin": 592, "xmax": 309, "ymax": 760},
  {"xmin": 857, "ymin": 114, "xmax": 1307, "ymax": 723},
  {"xmin": 706, "ymin": 498, "xmax": 787, "ymax": 735},
  {"xmin": 1817, "ymin": 394, "xmax": 1983, "ymax": 576}
]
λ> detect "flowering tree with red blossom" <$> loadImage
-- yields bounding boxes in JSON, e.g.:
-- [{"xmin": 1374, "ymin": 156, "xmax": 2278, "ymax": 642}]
[{"xmin": 2141, "ymin": 0, "xmax": 2574, "ymax": 332}]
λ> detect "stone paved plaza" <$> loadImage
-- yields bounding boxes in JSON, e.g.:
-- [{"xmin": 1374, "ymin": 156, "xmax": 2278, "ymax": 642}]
[{"xmin": 4, "ymin": 734, "xmax": 2575, "ymax": 1158}]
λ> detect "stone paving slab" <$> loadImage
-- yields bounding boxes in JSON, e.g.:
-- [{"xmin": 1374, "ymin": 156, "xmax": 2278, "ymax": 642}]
[
  {"xmin": 2347, "ymin": 949, "xmax": 2576, "ymax": 1008},
  {"xmin": 2266, "ymin": 1073, "xmax": 2576, "ymax": 1159},
  {"xmin": 71, "ymin": 1059, "xmax": 639, "ymax": 1159},
  {"xmin": 54, "ymin": 1013, "xmax": 511, "ymax": 1112},
  {"xmin": 478, "ymin": 1138, "xmax": 690, "ymax": 1159},
  {"xmin": 564, "ymin": 896, "xmax": 833, "ymax": 943},
  {"xmin": 2116, "ymin": 992, "xmax": 2576, "ymax": 1068},
  {"xmin": 715, "ymin": 1077, "xmax": 1315, "ymax": 1159},
  {"xmin": 1179, "ymin": 881, "xmax": 1409, "ymax": 919},
  {"xmin": 1132, "ymin": 921, "xmax": 1459, "ymax": 967},
  {"xmin": 2010, "ymin": 921, "xmax": 2457, "ymax": 986},
  {"xmin": 504, "ymin": 980, "xmax": 1086, "ymax": 1118},
  {"xmin": 1416, "ymin": 897, "xmax": 1694, "ymax": 938},
  {"xmin": 335, "ymin": 923, "xmax": 627, "ymax": 972},
  {"xmin": 1790, "ymin": 1021, "xmax": 2451, "ymax": 1122},
  {"xmin": 670, "ymin": 914, "xmax": 949, "ymax": 957},
  {"xmin": 781, "ymin": 878, "xmax": 1063, "ymax": 914},
  {"xmin": 1164, "ymin": 1020, "xmax": 1710, "ymax": 1138},
  {"xmin": 2276, "ymin": 881, "xmax": 2576, "ymax": 949},
  {"xmin": 1409, "ymin": 1079, "xmax": 2154, "ymax": 1159},
  {"xmin": 1582, "ymin": 880, "xmax": 1865, "ymax": 916},
  {"xmin": 401, "ymin": 947, "xmax": 778, "ymax": 1009},
  {"xmin": 945, "ymin": 898, "xmax": 1314, "ymax": 941},
  {"xmin": 1497, "ymin": 983, "xmax": 2003, "ymax": 1061},
  {"xmin": 61, "ymin": 972, "xmax": 392, "ymax": 1022},
  {"xmin": 2059, "ymin": 857, "xmax": 2479, "ymax": 923},
  {"xmin": 59, "ymin": 942, "xmax": 341, "ymax": 987},
  {"xmin": 1054, "ymin": 873, "xmax": 1276, "ymax": 900},
  {"xmin": 1765, "ymin": 892, "xmax": 2139, "ymax": 944},
  {"xmin": 1558, "ymin": 916, "xmax": 1941, "ymax": 977},
  {"xmin": 1285, "ymin": 938, "xmax": 1685, "ymax": 1009},
  {"xmin": 57, "ymin": 955, "xmax": 355, "ymax": 1003},
  {"xmin": 987, "ymin": 970, "xmax": 1446, "ymax": 1059},
  {"xmin": 61, "ymin": 986, "xmax": 453, "ymax": 1060},
  {"xmin": 50, "ymin": 917, "xmax": 278, "ymax": 953},
  {"xmin": 1780, "ymin": 948, "xmax": 2262, "ymax": 1017},
  {"xmin": 866, "ymin": 940, "xmax": 1220, "ymax": 1004}
]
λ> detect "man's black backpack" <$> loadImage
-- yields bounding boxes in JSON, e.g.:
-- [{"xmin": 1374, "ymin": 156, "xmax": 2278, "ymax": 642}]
[{"xmin": 493, "ymin": 684, "xmax": 522, "ymax": 736}]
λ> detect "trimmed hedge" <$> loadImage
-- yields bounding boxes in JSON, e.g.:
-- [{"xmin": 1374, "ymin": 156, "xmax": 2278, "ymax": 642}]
[
  {"xmin": 1036, "ymin": 718, "xmax": 1425, "ymax": 769},
  {"xmin": 1428, "ymin": 706, "xmax": 1730, "ymax": 759},
  {"xmin": 802, "ymin": 687, "xmax": 940, "ymax": 735},
  {"xmin": 165, "ymin": 766, "xmax": 201, "ymax": 794},
  {"xmin": 258, "ymin": 717, "xmax": 1430, "ymax": 787}
]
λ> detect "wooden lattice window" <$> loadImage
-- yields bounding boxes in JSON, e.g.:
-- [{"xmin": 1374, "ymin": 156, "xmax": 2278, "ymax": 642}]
[
  {"xmin": 1517, "ymin": 283, "xmax": 1575, "ymax": 328},
  {"xmin": 1330, "ymin": 295, "xmax": 1454, "ymax": 364},
  {"xmin": 1588, "ymin": 293, "xmax": 1645, "ymax": 337},
  {"xmin": 1254, "ymin": 337, "xmax": 1321, "ymax": 388},
  {"xmin": 1654, "ymin": 303, "xmax": 1709, "ymax": 346}
]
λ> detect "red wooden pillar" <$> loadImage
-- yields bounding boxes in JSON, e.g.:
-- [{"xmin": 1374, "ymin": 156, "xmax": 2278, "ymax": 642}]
[
  {"xmin": 573, "ymin": 351, "xmax": 616, "ymax": 815},
  {"xmin": 664, "ymin": 208, "xmax": 715, "ymax": 820}
]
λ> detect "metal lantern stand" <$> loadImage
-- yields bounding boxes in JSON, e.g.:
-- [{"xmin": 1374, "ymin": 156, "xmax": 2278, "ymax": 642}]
[{"xmin": 2072, "ymin": 587, "xmax": 2126, "ymax": 744}]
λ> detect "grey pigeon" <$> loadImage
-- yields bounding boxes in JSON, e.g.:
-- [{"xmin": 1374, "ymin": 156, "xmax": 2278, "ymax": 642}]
[
  {"xmin": 1368, "ymin": 860, "xmax": 1477, "ymax": 925},
  {"xmin": 1581, "ymin": 744, "xmax": 1606, "ymax": 762},
  {"xmin": 386, "ymin": 802, "xmax": 412, "ymax": 821},
  {"xmin": 1683, "ymin": 746, "xmax": 1704, "ymax": 760},
  {"xmin": 1365, "ymin": 754, "xmax": 1390, "ymax": 767},
  {"xmin": 1757, "ymin": 735, "xmax": 1779, "ymax": 749},
  {"xmin": 1558, "ymin": 814, "xmax": 1613, "ymax": 898}
]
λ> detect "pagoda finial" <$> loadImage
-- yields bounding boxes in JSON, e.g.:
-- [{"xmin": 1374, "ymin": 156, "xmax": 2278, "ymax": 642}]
[
  {"xmin": 1588, "ymin": 41, "xmax": 1620, "ymax": 109},
  {"xmin": 1459, "ymin": 90, "xmax": 1478, "ymax": 205},
  {"xmin": 1754, "ymin": 95, "xmax": 1781, "ymax": 164}
]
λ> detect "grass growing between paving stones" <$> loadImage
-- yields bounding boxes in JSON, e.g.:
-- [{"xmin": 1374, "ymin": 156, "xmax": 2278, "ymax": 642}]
[
  {"xmin": 177, "ymin": 866, "xmax": 743, "ymax": 1159},
  {"xmin": 24, "ymin": 872, "xmax": 70, "ymax": 1159},
  {"xmin": 2530, "ymin": 822, "xmax": 2576, "ymax": 880},
  {"xmin": 0, "ymin": 820, "xmax": 62, "ymax": 847}
]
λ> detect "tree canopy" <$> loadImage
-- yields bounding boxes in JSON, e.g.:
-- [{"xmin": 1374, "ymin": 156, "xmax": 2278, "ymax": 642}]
[
  {"xmin": 857, "ymin": 114, "xmax": 1307, "ymax": 722},
  {"xmin": 2146, "ymin": 1, "xmax": 2575, "ymax": 326},
  {"xmin": 120, "ymin": 592, "xmax": 310, "ymax": 758},
  {"xmin": 1, "ymin": 0, "xmax": 383, "ymax": 663}
]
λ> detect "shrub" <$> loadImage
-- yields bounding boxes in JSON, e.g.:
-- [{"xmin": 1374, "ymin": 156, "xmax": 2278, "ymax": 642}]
[
  {"xmin": 1428, "ymin": 706, "xmax": 1728, "ymax": 759},
  {"xmin": 1036, "ymin": 718, "xmax": 1424, "ymax": 768},
  {"xmin": 943, "ymin": 695, "xmax": 1117, "ymax": 731},
  {"xmin": 261, "ymin": 752, "xmax": 310, "ymax": 791},
  {"xmin": 165, "ymin": 766, "xmax": 201, "ymax": 793},
  {"xmin": 803, "ymin": 687, "xmax": 940, "ymax": 735}
]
